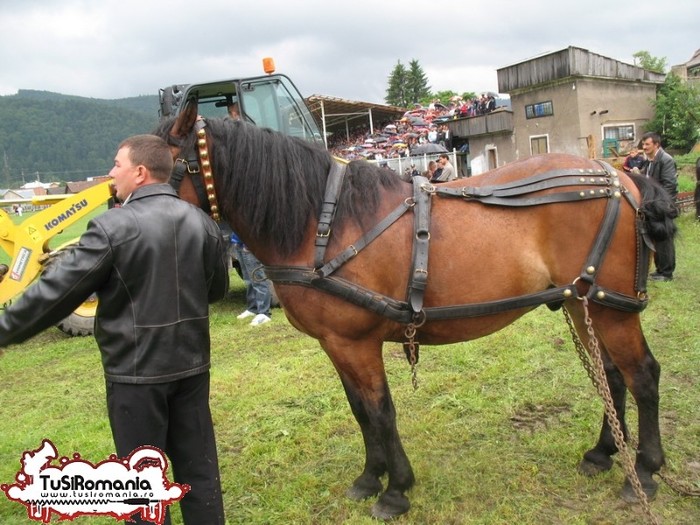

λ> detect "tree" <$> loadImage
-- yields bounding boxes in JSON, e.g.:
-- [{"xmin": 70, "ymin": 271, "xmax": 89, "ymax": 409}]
[
  {"xmin": 645, "ymin": 73, "xmax": 700, "ymax": 152},
  {"xmin": 386, "ymin": 59, "xmax": 432, "ymax": 108},
  {"xmin": 385, "ymin": 60, "xmax": 409, "ymax": 107},
  {"xmin": 405, "ymin": 60, "xmax": 431, "ymax": 106},
  {"xmin": 633, "ymin": 50, "xmax": 667, "ymax": 74}
]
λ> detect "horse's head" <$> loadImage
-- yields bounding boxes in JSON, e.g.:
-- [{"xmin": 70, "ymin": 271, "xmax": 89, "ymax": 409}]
[{"xmin": 155, "ymin": 99, "xmax": 222, "ymax": 221}]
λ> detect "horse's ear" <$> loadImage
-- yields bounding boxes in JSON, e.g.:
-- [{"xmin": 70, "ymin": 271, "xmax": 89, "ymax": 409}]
[{"xmin": 170, "ymin": 97, "xmax": 199, "ymax": 139}]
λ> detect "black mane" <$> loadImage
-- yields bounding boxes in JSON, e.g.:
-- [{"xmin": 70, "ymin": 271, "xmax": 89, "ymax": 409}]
[{"xmin": 153, "ymin": 118, "xmax": 403, "ymax": 256}]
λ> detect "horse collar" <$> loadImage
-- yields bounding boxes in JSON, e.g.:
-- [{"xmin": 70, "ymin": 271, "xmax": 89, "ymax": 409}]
[{"xmin": 194, "ymin": 119, "xmax": 221, "ymax": 222}]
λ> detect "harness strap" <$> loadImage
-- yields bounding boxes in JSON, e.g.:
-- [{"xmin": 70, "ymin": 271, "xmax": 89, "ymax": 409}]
[
  {"xmin": 264, "ymin": 265, "xmax": 619, "ymax": 322},
  {"xmin": 577, "ymin": 162, "xmax": 622, "ymax": 285},
  {"xmin": 314, "ymin": 162, "xmax": 347, "ymax": 269},
  {"xmin": 587, "ymin": 284, "xmax": 649, "ymax": 312},
  {"xmin": 408, "ymin": 178, "xmax": 433, "ymax": 314},
  {"xmin": 616, "ymin": 173, "xmax": 653, "ymax": 294},
  {"xmin": 315, "ymin": 199, "xmax": 413, "ymax": 278},
  {"xmin": 169, "ymin": 119, "xmax": 218, "ymax": 220},
  {"xmin": 435, "ymin": 173, "xmax": 613, "ymax": 202},
  {"xmin": 265, "ymin": 164, "xmax": 651, "ymax": 324},
  {"xmin": 169, "ymin": 158, "xmax": 191, "ymax": 194}
]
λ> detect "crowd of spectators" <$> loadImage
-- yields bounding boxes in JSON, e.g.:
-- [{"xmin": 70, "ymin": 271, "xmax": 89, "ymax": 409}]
[{"xmin": 328, "ymin": 94, "xmax": 500, "ymax": 161}]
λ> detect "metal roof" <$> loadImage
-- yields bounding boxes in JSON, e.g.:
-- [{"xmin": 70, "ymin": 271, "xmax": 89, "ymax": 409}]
[{"xmin": 305, "ymin": 95, "xmax": 406, "ymax": 136}]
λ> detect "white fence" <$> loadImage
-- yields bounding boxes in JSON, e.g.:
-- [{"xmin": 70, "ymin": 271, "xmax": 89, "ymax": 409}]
[{"xmin": 366, "ymin": 150, "xmax": 459, "ymax": 178}]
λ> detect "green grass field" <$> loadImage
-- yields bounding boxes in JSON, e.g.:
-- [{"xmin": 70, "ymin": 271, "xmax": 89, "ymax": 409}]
[{"xmin": 1, "ymin": 212, "xmax": 699, "ymax": 524}]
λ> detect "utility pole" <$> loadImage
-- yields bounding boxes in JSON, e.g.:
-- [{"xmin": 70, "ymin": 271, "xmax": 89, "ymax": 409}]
[{"xmin": 2, "ymin": 150, "xmax": 10, "ymax": 188}]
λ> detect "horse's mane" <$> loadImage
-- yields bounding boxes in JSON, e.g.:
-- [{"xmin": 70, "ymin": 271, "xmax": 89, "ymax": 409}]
[{"xmin": 153, "ymin": 118, "xmax": 403, "ymax": 256}]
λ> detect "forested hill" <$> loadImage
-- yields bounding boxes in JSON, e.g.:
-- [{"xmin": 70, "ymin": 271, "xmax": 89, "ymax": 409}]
[{"xmin": 0, "ymin": 90, "xmax": 160, "ymax": 187}]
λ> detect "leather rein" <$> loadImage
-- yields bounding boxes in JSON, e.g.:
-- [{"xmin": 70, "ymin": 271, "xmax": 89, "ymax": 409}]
[{"xmin": 264, "ymin": 160, "xmax": 653, "ymax": 325}]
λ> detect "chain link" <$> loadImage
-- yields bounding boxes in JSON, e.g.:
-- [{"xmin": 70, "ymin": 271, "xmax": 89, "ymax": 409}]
[
  {"xmin": 563, "ymin": 298, "xmax": 659, "ymax": 525},
  {"xmin": 404, "ymin": 323, "xmax": 419, "ymax": 390}
]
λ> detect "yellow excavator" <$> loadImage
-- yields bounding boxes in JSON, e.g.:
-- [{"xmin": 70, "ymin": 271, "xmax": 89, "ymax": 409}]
[{"xmin": 0, "ymin": 181, "xmax": 115, "ymax": 335}]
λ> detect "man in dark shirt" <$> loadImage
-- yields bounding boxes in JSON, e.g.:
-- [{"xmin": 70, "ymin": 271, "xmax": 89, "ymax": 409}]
[{"xmin": 641, "ymin": 132, "xmax": 678, "ymax": 281}]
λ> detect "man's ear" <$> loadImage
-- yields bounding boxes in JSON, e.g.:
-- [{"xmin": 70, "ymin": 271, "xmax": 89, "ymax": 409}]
[{"xmin": 135, "ymin": 165, "xmax": 149, "ymax": 186}]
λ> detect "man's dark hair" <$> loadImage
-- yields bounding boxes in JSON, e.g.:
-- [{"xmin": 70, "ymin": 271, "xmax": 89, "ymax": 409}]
[
  {"xmin": 641, "ymin": 131, "xmax": 662, "ymax": 146},
  {"xmin": 119, "ymin": 135, "xmax": 173, "ymax": 182}
]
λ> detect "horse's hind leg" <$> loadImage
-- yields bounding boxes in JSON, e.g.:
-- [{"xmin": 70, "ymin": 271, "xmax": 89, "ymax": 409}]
[
  {"xmin": 618, "ymin": 333, "xmax": 664, "ymax": 502},
  {"xmin": 579, "ymin": 352, "xmax": 629, "ymax": 475},
  {"xmin": 568, "ymin": 305, "xmax": 664, "ymax": 500},
  {"xmin": 323, "ymin": 339, "xmax": 415, "ymax": 519}
]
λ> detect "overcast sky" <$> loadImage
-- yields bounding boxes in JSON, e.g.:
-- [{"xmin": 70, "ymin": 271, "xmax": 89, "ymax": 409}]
[{"xmin": 1, "ymin": 0, "xmax": 698, "ymax": 104}]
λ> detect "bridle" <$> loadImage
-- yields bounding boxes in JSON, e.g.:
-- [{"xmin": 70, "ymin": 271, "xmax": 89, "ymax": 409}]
[{"xmin": 166, "ymin": 118, "xmax": 221, "ymax": 222}]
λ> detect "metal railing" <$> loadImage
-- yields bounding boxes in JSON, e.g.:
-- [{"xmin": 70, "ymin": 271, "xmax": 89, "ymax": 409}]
[{"xmin": 366, "ymin": 150, "xmax": 459, "ymax": 177}]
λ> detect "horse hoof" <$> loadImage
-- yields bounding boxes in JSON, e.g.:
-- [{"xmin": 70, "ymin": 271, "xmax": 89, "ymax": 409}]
[
  {"xmin": 579, "ymin": 458, "xmax": 611, "ymax": 477},
  {"xmin": 346, "ymin": 476, "xmax": 383, "ymax": 501},
  {"xmin": 579, "ymin": 451, "xmax": 613, "ymax": 477},
  {"xmin": 370, "ymin": 490, "xmax": 410, "ymax": 520},
  {"xmin": 620, "ymin": 477, "xmax": 658, "ymax": 503}
]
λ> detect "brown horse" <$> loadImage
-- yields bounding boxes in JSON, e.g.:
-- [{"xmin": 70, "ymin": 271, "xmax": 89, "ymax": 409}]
[{"xmin": 154, "ymin": 102, "xmax": 677, "ymax": 519}]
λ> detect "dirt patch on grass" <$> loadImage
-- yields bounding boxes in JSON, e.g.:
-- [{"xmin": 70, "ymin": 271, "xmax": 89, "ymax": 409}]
[{"xmin": 510, "ymin": 402, "xmax": 572, "ymax": 433}]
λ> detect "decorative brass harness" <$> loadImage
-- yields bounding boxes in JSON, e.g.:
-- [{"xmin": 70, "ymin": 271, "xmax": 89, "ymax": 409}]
[{"xmin": 169, "ymin": 119, "xmax": 222, "ymax": 222}]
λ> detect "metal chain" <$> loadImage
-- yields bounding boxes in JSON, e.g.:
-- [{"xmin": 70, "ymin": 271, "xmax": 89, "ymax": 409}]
[
  {"xmin": 563, "ymin": 299, "xmax": 659, "ymax": 525},
  {"xmin": 404, "ymin": 323, "xmax": 419, "ymax": 390}
]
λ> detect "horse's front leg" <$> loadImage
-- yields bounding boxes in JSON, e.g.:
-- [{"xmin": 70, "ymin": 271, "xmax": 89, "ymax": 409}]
[{"xmin": 325, "ymin": 340, "xmax": 415, "ymax": 519}]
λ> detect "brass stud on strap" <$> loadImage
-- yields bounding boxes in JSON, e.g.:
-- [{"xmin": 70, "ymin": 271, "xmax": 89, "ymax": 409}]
[
  {"xmin": 194, "ymin": 125, "xmax": 221, "ymax": 222},
  {"xmin": 586, "ymin": 265, "xmax": 596, "ymax": 275}
]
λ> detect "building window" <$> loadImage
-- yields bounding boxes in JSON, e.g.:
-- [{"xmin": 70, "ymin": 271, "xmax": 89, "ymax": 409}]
[
  {"xmin": 603, "ymin": 124, "xmax": 635, "ymax": 141},
  {"xmin": 530, "ymin": 135, "xmax": 549, "ymax": 155},
  {"xmin": 525, "ymin": 101, "xmax": 553, "ymax": 119}
]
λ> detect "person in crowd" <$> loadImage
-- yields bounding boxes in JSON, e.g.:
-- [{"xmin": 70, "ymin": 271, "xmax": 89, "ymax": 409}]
[
  {"xmin": 0, "ymin": 135, "xmax": 229, "ymax": 524},
  {"xmin": 695, "ymin": 157, "xmax": 700, "ymax": 222},
  {"xmin": 231, "ymin": 232, "xmax": 272, "ymax": 326},
  {"xmin": 641, "ymin": 131, "xmax": 678, "ymax": 281},
  {"xmin": 434, "ymin": 154, "xmax": 456, "ymax": 182},
  {"xmin": 227, "ymin": 101, "xmax": 240, "ymax": 120},
  {"xmin": 622, "ymin": 147, "xmax": 647, "ymax": 174},
  {"xmin": 424, "ymin": 160, "xmax": 438, "ymax": 181}
]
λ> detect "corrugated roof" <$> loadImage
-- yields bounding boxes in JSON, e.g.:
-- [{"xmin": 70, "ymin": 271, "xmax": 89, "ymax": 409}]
[{"xmin": 305, "ymin": 95, "xmax": 406, "ymax": 134}]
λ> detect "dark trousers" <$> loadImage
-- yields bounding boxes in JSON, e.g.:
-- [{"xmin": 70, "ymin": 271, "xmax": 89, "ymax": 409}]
[
  {"xmin": 106, "ymin": 372, "xmax": 224, "ymax": 525},
  {"xmin": 694, "ymin": 182, "xmax": 700, "ymax": 220}
]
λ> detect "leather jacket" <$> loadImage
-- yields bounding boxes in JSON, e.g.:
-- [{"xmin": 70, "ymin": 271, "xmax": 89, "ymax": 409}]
[{"xmin": 0, "ymin": 184, "xmax": 229, "ymax": 384}]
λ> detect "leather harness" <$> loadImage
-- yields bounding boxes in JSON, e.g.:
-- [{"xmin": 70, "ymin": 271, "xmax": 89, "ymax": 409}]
[
  {"xmin": 263, "ymin": 160, "xmax": 652, "ymax": 325},
  {"xmin": 165, "ymin": 121, "xmax": 651, "ymax": 324}
]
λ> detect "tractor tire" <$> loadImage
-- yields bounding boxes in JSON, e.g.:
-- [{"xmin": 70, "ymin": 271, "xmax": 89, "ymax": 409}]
[
  {"xmin": 56, "ymin": 295, "xmax": 97, "ymax": 336},
  {"xmin": 45, "ymin": 245, "xmax": 97, "ymax": 337}
]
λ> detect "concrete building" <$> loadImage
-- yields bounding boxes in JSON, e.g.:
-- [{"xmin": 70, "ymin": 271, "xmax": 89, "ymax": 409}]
[
  {"xmin": 447, "ymin": 46, "xmax": 666, "ymax": 176},
  {"xmin": 671, "ymin": 48, "xmax": 700, "ymax": 88}
]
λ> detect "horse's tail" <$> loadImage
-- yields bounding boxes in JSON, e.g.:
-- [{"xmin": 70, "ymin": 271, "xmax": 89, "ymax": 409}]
[{"xmin": 627, "ymin": 173, "xmax": 678, "ymax": 242}]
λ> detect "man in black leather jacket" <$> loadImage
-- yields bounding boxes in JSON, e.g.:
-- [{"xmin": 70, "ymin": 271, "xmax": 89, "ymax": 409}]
[
  {"xmin": 641, "ymin": 131, "xmax": 679, "ymax": 281},
  {"xmin": 0, "ymin": 135, "xmax": 229, "ymax": 524}
]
